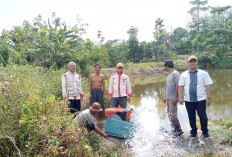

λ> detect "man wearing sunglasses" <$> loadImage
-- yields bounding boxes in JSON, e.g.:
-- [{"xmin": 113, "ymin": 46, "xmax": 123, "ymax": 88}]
[{"xmin": 108, "ymin": 63, "xmax": 132, "ymax": 108}]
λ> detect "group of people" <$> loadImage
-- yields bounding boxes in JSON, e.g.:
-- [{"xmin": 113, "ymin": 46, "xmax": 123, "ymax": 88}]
[
  {"xmin": 62, "ymin": 62, "xmax": 132, "ymax": 137},
  {"xmin": 164, "ymin": 55, "xmax": 212, "ymax": 139},
  {"xmin": 62, "ymin": 55, "xmax": 213, "ymax": 139}
]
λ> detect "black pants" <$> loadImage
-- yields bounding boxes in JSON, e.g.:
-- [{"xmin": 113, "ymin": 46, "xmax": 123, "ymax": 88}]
[
  {"xmin": 69, "ymin": 99, "xmax": 81, "ymax": 114},
  {"xmin": 90, "ymin": 89, "xmax": 105, "ymax": 110},
  {"xmin": 185, "ymin": 100, "xmax": 208, "ymax": 135}
]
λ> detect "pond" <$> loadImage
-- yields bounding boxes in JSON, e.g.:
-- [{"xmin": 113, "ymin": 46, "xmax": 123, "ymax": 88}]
[
  {"xmin": 126, "ymin": 69, "xmax": 232, "ymax": 156},
  {"xmin": 130, "ymin": 69, "xmax": 232, "ymax": 133}
]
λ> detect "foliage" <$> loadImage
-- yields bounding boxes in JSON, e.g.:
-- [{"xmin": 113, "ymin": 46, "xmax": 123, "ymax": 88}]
[
  {"xmin": 219, "ymin": 120, "xmax": 232, "ymax": 129},
  {"xmin": 221, "ymin": 132, "xmax": 232, "ymax": 146},
  {"xmin": 1, "ymin": 6, "xmax": 232, "ymax": 69},
  {"xmin": 153, "ymin": 18, "xmax": 170, "ymax": 60},
  {"xmin": 0, "ymin": 39, "xmax": 9, "ymax": 66},
  {"xmin": 0, "ymin": 65, "xmax": 92, "ymax": 156},
  {"xmin": 127, "ymin": 26, "xmax": 140, "ymax": 63},
  {"xmin": 198, "ymin": 53, "xmax": 232, "ymax": 68},
  {"xmin": 218, "ymin": 120, "xmax": 232, "ymax": 146},
  {"xmin": 0, "ymin": 13, "xmax": 107, "ymax": 74},
  {"xmin": 105, "ymin": 39, "xmax": 129, "ymax": 67}
]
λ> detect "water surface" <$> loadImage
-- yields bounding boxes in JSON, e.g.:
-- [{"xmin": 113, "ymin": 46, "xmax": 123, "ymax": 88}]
[{"xmin": 130, "ymin": 69, "xmax": 232, "ymax": 132}]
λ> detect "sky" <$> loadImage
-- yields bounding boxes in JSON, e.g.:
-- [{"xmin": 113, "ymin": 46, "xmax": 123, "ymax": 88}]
[{"xmin": 0, "ymin": 0, "xmax": 232, "ymax": 42}]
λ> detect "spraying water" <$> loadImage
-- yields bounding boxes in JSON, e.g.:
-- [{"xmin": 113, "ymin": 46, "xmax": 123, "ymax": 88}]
[{"xmin": 126, "ymin": 94, "xmax": 187, "ymax": 156}]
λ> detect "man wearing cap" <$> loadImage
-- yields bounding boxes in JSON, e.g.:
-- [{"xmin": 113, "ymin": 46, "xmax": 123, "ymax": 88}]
[
  {"xmin": 62, "ymin": 62, "xmax": 84, "ymax": 114},
  {"xmin": 78, "ymin": 102, "xmax": 108, "ymax": 137},
  {"xmin": 163, "ymin": 59, "xmax": 183, "ymax": 137},
  {"xmin": 178, "ymin": 55, "xmax": 213, "ymax": 139},
  {"xmin": 108, "ymin": 63, "xmax": 132, "ymax": 108}
]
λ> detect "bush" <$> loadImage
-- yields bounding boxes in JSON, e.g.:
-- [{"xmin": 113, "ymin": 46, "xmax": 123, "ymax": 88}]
[
  {"xmin": 221, "ymin": 132, "xmax": 232, "ymax": 146},
  {"xmin": 218, "ymin": 120, "xmax": 232, "ymax": 146},
  {"xmin": 198, "ymin": 53, "xmax": 232, "ymax": 69},
  {"xmin": 0, "ymin": 41, "xmax": 9, "ymax": 66},
  {"xmin": 0, "ymin": 65, "xmax": 91, "ymax": 156}
]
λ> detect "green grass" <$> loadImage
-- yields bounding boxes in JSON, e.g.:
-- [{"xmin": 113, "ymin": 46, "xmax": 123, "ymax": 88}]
[{"xmin": 0, "ymin": 64, "xmax": 126, "ymax": 156}]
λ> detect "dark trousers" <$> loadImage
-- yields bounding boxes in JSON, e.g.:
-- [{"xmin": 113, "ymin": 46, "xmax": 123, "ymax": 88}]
[
  {"xmin": 90, "ymin": 89, "xmax": 105, "ymax": 110},
  {"xmin": 110, "ymin": 96, "xmax": 127, "ymax": 108},
  {"xmin": 185, "ymin": 100, "xmax": 208, "ymax": 135},
  {"xmin": 69, "ymin": 99, "xmax": 81, "ymax": 114}
]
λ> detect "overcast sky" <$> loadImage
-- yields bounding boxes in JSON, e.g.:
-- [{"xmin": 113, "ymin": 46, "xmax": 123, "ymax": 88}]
[{"xmin": 0, "ymin": 0, "xmax": 232, "ymax": 42}]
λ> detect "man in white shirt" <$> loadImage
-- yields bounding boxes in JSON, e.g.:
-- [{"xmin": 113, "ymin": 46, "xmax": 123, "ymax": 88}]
[
  {"xmin": 62, "ymin": 62, "xmax": 83, "ymax": 114},
  {"xmin": 108, "ymin": 63, "xmax": 132, "ymax": 108},
  {"xmin": 178, "ymin": 56, "xmax": 213, "ymax": 139}
]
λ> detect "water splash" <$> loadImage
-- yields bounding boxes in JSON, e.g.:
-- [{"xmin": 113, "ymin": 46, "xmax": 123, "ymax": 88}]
[{"xmin": 126, "ymin": 97, "xmax": 185, "ymax": 157}]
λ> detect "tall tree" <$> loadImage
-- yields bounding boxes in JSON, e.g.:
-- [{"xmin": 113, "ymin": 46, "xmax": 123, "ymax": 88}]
[
  {"xmin": 105, "ymin": 39, "xmax": 129, "ymax": 66},
  {"xmin": 188, "ymin": 0, "xmax": 209, "ymax": 34},
  {"xmin": 153, "ymin": 18, "xmax": 169, "ymax": 59},
  {"xmin": 127, "ymin": 26, "xmax": 140, "ymax": 63},
  {"xmin": 171, "ymin": 27, "xmax": 191, "ymax": 55}
]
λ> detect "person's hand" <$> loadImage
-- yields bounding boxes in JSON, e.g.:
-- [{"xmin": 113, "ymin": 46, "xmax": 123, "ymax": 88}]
[
  {"xmin": 103, "ymin": 94, "xmax": 105, "ymax": 100},
  {"xmin": 103, "ymin": 133, "xmax": 108, "ymax": 137},
  {"xmin": 127, "ymin": 96, "xmax": 131, "ymax": 103},
  {"xmin": 179, "ymin": 98, "xmax": 184, "ymax": 105},
  {"xmin": 108, "ymin": 96, "xmax": 112, "ymax": 103},
  {"xmin": 89, "ymin": 94, "xmax": 92, "ymax": 100},
  {"xmin": 206, "ymin": 98, "xmax": 211, "ymax": 106},
  {"xmin": 163, "ymin": 98, "xmax": 166, "ymax": 103},
  {"xmin": 173, "ymin": 97, "xmax": 178, "ymax": 105}
]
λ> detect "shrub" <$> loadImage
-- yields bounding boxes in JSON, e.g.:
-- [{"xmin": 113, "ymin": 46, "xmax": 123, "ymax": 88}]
[{"xmin": 0, "ymin": 65, "xmax": 91, "ymax": 156}]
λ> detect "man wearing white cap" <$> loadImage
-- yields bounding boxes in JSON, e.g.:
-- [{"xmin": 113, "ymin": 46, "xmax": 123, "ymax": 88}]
[
  {"xmin": 178, "ymin": 56, "xmax": 213, "ymax": 139},
  {"xmin": 108, "ymin": 63, "xmax": 132, "ymax": 108}
]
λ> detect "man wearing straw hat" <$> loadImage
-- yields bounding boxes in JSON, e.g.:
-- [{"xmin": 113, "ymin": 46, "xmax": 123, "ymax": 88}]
[{"xmin": 78, "ymin": 102, "xmax": 108, "ymax": 137}]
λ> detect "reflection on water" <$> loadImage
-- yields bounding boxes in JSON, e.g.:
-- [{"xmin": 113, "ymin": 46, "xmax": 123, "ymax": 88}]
[{"xmin": 130, "ymin": 69, "xmax": 232, "ymax": 132}]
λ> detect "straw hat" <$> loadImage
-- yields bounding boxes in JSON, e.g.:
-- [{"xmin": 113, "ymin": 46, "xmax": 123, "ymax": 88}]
[{"xmin": 89, "ymin": 102, "xmax": 103, "ymax": 112}]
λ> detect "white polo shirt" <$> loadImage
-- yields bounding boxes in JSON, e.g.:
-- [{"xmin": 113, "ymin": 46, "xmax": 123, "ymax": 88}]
[{"xmin": 178, "ymin": 69, "xmax": 213, "ymax": 102}]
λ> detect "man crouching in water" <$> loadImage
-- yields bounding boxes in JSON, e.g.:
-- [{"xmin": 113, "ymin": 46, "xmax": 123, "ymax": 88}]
[{"xmin": 78, "ymin": 102, "xmax": 108, "ymax": 137}]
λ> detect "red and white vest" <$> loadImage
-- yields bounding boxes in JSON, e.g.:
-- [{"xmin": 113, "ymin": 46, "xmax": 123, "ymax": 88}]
[
  {"xmin": 108, "ymin": 72, "xmax": 132, "ymax": 97},
  {"xmin": 62, "ymin": 71, "xmax": 83, "ymax": 100}
]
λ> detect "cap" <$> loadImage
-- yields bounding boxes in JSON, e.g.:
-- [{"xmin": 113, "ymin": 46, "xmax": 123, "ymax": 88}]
[
  {"xmin": 89, "ymin": 102, "xmax": 103, "ymax": 112},
  {"xmin": 116, "ymin": 63, "xmax": 124, "ymax": 68},
  {"xmin": 188, "ymin": 55, "xmax": 197, "ymax": 62},
  {"xmin": 163, "ymin": 59, "xmax": 174, "ymax": 67}
]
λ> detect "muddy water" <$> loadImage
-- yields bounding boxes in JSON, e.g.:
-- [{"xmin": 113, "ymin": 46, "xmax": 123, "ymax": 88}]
[{"xmin": 130, "ymin": 69, "xmax": 232, "ymax": 133}]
